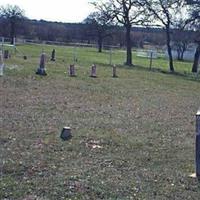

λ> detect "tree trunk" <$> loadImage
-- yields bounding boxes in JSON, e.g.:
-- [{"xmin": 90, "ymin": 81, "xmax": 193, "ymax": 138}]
[
  {"xmin": 166, "ymin": 27, "xmax": 174, "ymax": 72},
  {"xmin": 10, "ymin": 20, "xmax": 15, "ymax": 45},
  {"xmin": 98, "ymin": 36, "xmax": 102, "ymax": 53},
  {"xmin": 180, "ymin": 50, "xmax": 184, "ymax": 61},
  {"xmin": 125, "ymin": 24, "xmax": 132, "ymax": 66},
  {"xmin": 192, "ymin": 43, "xmax": 200, "ymax": 73}
]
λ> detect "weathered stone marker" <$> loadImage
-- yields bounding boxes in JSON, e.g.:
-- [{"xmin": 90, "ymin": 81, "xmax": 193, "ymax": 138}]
[
  {"xmin": 90, "ymin": 64, "xmax": 97, "ymax": 78},
  {"xmin": 36, "ymin": 53, "xmax": 47, "ymax": 76},
  {"xmin": 51, "ymin": 49, "xmax": 56, "ymax": 61},
  {"xmin": 4, "ymin": 50, "xmax": 9, "ymax": 59},
  {"xmin": 69, "ymin": 64, "xmax": 76, "ymax": 77},
  {"xmin": 60, "ymin": 127, "xmax": 72, "ymax": 141},
  {"xmin": 196, "ymin": 109, "xmax": 200, "ymax": 181},
  {"xmin": 112, "ymin": 65, "xmax": 118, "ymax": 78},
  {"xmin": 0, "ymin": 51, "xmax": 4, "ymax": 76}
]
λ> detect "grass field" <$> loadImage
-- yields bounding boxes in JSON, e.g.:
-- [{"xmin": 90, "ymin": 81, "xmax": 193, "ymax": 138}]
[{"xmin": 1, "ymin": 44, "xmax": 200, "ymax": 199}]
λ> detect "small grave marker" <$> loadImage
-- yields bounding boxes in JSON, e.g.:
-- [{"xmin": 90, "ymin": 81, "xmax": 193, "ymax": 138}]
[
  {"xmin": 36, "ymin": 53, "xmax": 47, "ymax": 76},
  {"xmin": 112, "ymin": 65, "xmax": 118, "ymax": 78},
  {"xmin": 69, "ymin": 64, "xmax": 76, "ymax": 77},
  {"xmin": 60, "ymin": 127, "xmax": 72, "ymax": 141},
  {"xmin": 90, "ymin": 64, "xmax": 97, "ymax": 78},
  {"xmin": 4, "ymin": 50, "xmax": 9, "ymax": 59},
  {"xmin": 196, "ymin": 109, "xmax": 200, "ymax": 181},
  {"xmin": 51, "ymin": 49, "xmax": 56, "ymax": 61}
]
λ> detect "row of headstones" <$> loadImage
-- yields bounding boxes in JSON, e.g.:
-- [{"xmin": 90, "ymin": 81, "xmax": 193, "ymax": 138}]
[{"xmin": 36, "ymin": 52, "xmax": 118, "ymax": 78}]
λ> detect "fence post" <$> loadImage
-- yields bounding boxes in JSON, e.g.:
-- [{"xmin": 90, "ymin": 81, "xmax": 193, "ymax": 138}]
[
  {"xmin": 149, "ymin": 51, "xmax": 153, "ymax": 70},
  {"xmin": 109, "ymin": 48, "xmax": 112, "ymax": 65},
  {"xmin": 196, "ymin": 109, "xmax": 200, "ymax": 181}
]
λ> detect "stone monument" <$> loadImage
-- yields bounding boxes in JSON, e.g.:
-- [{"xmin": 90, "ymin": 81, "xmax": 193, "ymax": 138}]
[
  {"xmin": 112, "ymin": 65, "xmax": 118, "ymax": 78},
  {"xmin": 69, "ymin": 64, "xmax": 76, "ymax": 77},
  {"xmin": 90, "ymin": 64, "xmax": 97, "ymax": 78},
  {"xmin": 51, "ymin": 49, "xmax": 56, "ymax": 61},
  {"xmin": 36, "ymin": 53, "xmax": 47, "ymax": 76},
  {"xmin": 60, "ymin": 127, "xmax": 72, "ymax": 141}
]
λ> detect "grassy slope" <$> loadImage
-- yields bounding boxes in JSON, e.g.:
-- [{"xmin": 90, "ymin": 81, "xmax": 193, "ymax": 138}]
[{"xmin": 0, "ymin": 44, "xmax": 200, "ymax": 199}]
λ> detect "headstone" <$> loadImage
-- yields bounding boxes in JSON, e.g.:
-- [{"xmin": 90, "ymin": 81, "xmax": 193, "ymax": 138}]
[
  {"xmin": 69, "ymin": 64, "xmax": 76, "ymax": 77},
  {"xmin": 51, "ymin": 49, "xmax": 56, "ymax": 61},
  {"xmin": 36, "ymin": 53, "xmax": 47, "ymax": 76},
  {"xmin": 90, "ymin": 64, "xmax": 97, "ymax": 78},
  {"xmin": 60, "ymin": 127, "xmax": 72, "ymax": 141},
  {"xmin": 112, "ymin": 65, "xmax": 118, "ymax": 78},
  {"xmin": 0, "ymin": 51, "xmax": 4, "ymax": 76},
  {"xmin": 196, "ymin": 109, "xmax": 200, "ymax": 181},
  {"xmin": 4, "ymin": 50, "xmax": 9, "ymax": 59}
]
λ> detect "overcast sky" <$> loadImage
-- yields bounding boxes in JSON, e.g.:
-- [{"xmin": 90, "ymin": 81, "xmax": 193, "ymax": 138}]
[{"xmin": 0, "ymin": 0, "xmax": 95, "ymax": 23}]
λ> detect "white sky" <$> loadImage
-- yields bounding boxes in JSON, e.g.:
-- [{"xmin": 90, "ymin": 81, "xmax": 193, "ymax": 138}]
[{"xmin": 0, "ymin": 0, "xmax": 95, "ymax": 23}]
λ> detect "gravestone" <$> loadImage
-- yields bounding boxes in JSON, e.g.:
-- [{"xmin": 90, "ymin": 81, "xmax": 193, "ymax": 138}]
[
  {"xmin": 0, "ymin": 51, "xmax": 4, "ymax": 76},
  {"xmin": 90, "ymin": 64, "xmax": 97, "ymax": 78},
  {"xmin": 112, "ymin": 65, "xmax": 118, "ymax": 78},
  {"xmin": 4, "ymin": 50, "xmax": 9, "ymax": 59},
  {"xmin": 51, "ymin": 49, "xmax": 56, "ymax": 61},
  {"xmin": 60, "ymin": 127, "xmax": 72, "ymax": 141},
  {"xmin": 36, "ymin": 53, "xmax": 47, "ymax": 76},
  {"xmin": 196, "ymin": 109, "xmax": 200, "ymax": 181},
  {"xmin": 69, "ymin": 64, "xmax": 76, "ymax": 77}
]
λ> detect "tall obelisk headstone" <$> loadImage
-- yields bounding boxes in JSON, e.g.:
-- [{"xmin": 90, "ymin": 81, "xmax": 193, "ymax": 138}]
[{"xmin": 36, "ymin": 52, "xmax": 47, "ymax": 76}]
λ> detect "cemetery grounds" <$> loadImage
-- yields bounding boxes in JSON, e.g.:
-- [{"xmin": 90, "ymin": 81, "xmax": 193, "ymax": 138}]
[{"xmin": 0, "ymin": 44, "xmax": 200, "ymax": 199}]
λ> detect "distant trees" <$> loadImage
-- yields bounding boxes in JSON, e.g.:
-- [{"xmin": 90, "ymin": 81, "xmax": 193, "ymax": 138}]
[
  {"xmin": 172, "ymin": 19, "xmax": 193, "ymax": 61},
  {"xmin": 0, "ymin": 4, "xmax": 26, "ymax": 44},
  {"xmin": 140, "ymin": 0, "xmax": 186, "ymax": 72},
  {"xmin": 185, "ymin": 0, "xmax": 200, "ymax": 72},
  {"xmin": 92, "ymin": 0, "xmax": 147, "ymax": 66},
  {"xmin": 83, "ymin": 11, "xmax": 113, "ymax": 52}
]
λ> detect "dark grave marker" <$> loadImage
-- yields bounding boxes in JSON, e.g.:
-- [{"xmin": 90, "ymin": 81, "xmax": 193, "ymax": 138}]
[
  {"xmin": 112, "ymin": 65, "xmax": 118, "ymax": 78},
  {"xmin": 69, "ymin": 64, "xmax": 76, "ymax": 77},
  {"xmin": 51, "ymin": 49, "xmax": 56, "ymax": 61},
  {"xmin": 36, "ymin": 53, "xmax": 47, "ymax": 76},
  {"xmin": 60, "ymin": 127, "xmax": 72, "ymax": 141},
  {"xmin": 4, "ymin": 50, "xmax": 9, "ymax": 59},
  {"xmin": 90, "ymin": 64, "xmax": 97, "ymax": 78}
]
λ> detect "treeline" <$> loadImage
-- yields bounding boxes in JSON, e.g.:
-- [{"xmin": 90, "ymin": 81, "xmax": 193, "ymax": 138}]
[{"xmin": 0, "ymin": 17, "xmax": 169, "ymax": 47}]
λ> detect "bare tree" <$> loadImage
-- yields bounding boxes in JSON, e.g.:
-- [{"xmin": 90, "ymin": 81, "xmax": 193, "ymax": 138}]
[
  {"xmin": 172, "ymin": 19, "xmax": 194, "ymax": 61},
  {"xmin": 185, "ymin": 0, "xmax": 200, "ymax": 72},
  {"xmin": 140, "ymin": 0, "xmax": 186, "ymax": 72},
  {"xmin": 92, "ymin": 0, "xmax": 146, "ymax": 66},
  {"xmin": 83, "ymin": 11, "xmax": 113, "ymax": 52},
  {"xmin": 0, "ymin": 4, "xmax": 25, "ymax": 44}
]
